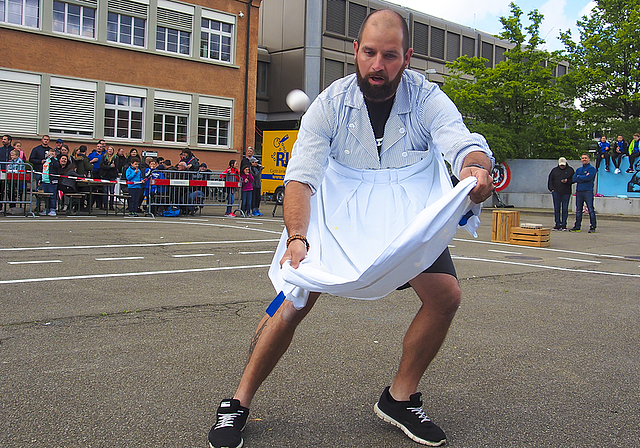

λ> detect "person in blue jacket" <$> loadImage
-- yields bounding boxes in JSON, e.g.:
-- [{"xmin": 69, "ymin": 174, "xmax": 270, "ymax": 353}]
[
  {"xmin": 126, "ymin": 157, "xmax": 144, "ymax": 216},
  {"xmin": 570, "ymin": 153, "xmax": 597, "ymax": 233}
]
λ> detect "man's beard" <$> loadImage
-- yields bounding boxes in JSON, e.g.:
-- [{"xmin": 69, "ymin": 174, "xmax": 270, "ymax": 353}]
[{"xmin": 356, "ymin": 59, "xmax": 404, "ymax": 102}]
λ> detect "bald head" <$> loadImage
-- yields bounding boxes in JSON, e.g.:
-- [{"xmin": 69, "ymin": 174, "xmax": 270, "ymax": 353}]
[{"xmin": 357, "ymin": 9, "xmax": 410, "ymax": 54}]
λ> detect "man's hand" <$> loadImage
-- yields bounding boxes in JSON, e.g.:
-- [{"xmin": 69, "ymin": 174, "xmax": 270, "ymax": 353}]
[
  {"xmin": 280, "ymin": 239, "xmax": 307, "ymax": 269},
  {"xmin": 459, "ymin": 153, "xmax": 495, "ymax": 204}
]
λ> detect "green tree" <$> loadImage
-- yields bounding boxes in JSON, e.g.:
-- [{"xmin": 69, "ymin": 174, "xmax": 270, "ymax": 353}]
[
  {"xmin": 559, "ymin": 0, "xmax": 640, "ymax": 138},
  {"xmin": 443, "ymin": 3, "xmax": 583, "ymax": 162}
]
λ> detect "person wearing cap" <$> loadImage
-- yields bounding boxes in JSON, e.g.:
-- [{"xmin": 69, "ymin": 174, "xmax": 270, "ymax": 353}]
[
  {"xmin": 54, "ymin": 138, "xmax": 64, "ymax": 155},
  {"xmin": 547, "ymin": 157, "xmax": 575, "ymax": 230}
]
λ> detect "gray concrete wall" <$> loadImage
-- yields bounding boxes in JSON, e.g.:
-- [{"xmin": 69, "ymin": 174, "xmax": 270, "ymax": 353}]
[{"xmin": 490, "ymin": 159, "xmax": 640, "ymax": 216}]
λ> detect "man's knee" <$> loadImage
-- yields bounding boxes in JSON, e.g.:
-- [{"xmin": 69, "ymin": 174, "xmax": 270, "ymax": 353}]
[
  {"xmin": 411, "ymin": 274, "xmax": 461, "ymax": 320},
  {"xmin": 437, "ymin": 282, "xmax": 462, "ymax": 319}
]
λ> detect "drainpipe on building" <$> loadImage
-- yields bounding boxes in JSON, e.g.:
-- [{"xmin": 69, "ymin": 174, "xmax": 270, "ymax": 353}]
[{"xmin": 242, "ymin": 0, "xmax": 253, "ymax": 157}]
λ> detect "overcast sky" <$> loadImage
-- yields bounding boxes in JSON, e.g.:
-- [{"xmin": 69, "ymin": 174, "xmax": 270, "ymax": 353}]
[{"xmin": 391, "ymin": 0, "xmax": 596, "ymax": 52}]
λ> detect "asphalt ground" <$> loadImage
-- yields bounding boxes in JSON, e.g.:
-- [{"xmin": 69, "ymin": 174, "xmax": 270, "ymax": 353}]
[{"xmin": 1, "ymin": 207, "xmax": 639, "ymax": 447}]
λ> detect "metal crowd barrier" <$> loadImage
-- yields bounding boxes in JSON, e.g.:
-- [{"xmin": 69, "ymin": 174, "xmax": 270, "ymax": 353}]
[
  {"xmin": 1, "ymin": 162, "xmax": 35, "ymax": 217},
  {"xmin": 146, "ymin": 169, "xmax": 240, "ymax": 216}
]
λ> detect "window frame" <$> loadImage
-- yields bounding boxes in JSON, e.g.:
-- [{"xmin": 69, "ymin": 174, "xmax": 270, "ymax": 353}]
[
  {"xmin": 1, "ymin": 0, "xmax": 40, "ymax": 28},
  {"xmin": 197, "ymin": 117, "xmax": 228, "ymax": 147},
  {"xmin": 197, "ymin": 97, "xmax": 232, "ymax": 148},
  {"xmin": 107, "ymin": 11, "xmax": 146, "ymax": 47},
  {"xmin": 199, "ymin": 10, "xmax": 235, "ymax": 64},
  {"xmin": 156, "ymin": 25, "xmax": 190, "ymax": 55},
  {"xmin": 153, "ymin": 112, "xmax": 188, "ymax": 143},
  {"xmin": 104, "ymin": 93, "xmax": 144, "ymax": 141},
  {"xmin": 52, "ymin": 0, "xmax": 96, "ymax": 38}
]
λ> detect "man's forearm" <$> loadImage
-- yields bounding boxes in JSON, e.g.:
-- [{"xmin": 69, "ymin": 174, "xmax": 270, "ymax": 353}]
[{"xmin": 283, "ymin": 181, "xmax": 312, "ymax": 236}]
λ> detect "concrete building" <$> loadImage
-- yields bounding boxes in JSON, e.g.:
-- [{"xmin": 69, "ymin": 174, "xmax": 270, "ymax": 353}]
[
  {"xmin": 1, "ymin": 0, "xmax": 261, "ymax": 169},
  {"xmin": 254, "ymin": 0, "xmax": 569, "ymax": 149}
]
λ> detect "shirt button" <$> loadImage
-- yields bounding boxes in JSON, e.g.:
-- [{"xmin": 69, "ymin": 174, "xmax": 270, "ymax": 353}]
[
  {"xmin": 399, "ymin": 127, "xmax": 406, "ymax": 134},
  {"xmin": 348, "ymin": 123, "xmax": 355, "ymax": 128},
  {"xmin": 401, "ymin": 152, "xmax": 408, "ymax": 157},
  {"xmin": 345, "ymin": 150, "xmax": 350, "ymax": 154}
]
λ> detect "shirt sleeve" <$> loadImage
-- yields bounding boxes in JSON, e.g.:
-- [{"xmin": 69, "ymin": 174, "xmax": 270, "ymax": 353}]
[{"xmin": 417, "ymin": 87, "xmax": 494, "ymax": 177}]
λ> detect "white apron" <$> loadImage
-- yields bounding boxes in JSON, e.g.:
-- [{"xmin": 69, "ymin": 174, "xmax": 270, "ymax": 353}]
[{"xmin": 268, "ymin": 150, "xmax": 481, "ymax": 309}]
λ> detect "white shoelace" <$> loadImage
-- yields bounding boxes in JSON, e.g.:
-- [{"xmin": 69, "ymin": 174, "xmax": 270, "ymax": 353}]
[
  {"xmin": 214, "ymin": 412, "xmax": 242, "ymax": 429},
  {"xmin": 408, "ymin": 406, "xmax": 431, "ymax": 423}
]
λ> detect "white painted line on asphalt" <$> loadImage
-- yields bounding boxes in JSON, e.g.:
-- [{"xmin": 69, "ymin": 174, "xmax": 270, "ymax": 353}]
[
  {"xmin": 236, "ymin": 220, "xmax": 262, "ymax": 225},
  {"xmin": 179, "ymin": 218, "xmax": 209, "ymax": 222},
  {"xmin": 453, "ymin": 237, "xmax": 628, "ymax": 260},
  {"xmin": 7, "ymin": 260, "xmax": 62, "ymax": 265},
  {"xmin": 0, "ymin": 264, "xmax": 272, "ymax": 285},
  {"xmin": 239, "ymin": 250, "xmax": 274, "ymax": 254},
  {"xmin": 0, "ymin": 217, "xmax": 283, "ymax": 236},
  {"xmin": 488, "ymin": 249, "xmax": 523, "ymax": 255},
  {"xmin": 557, "ymin": 257, "xmax": 601, "ymax": 264},
  {"xmin": 452, "ymin": 255, "xmax": 640, "ymax": 278},
  {"xmin": 448, "ymin": 245, "xmax": 455, "ymax": 248},
  {"xmin": 0, "ymin": 239, "xmax": 280, "ymax": 252},
  {"xmin": 172, "ymin": 253, "xmax": 216, "ymax": 258},
  {"xmin": 95, "ymin": 256, "xmax": 145, "ymax": 261}
]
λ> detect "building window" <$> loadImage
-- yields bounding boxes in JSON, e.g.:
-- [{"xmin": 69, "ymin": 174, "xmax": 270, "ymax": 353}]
[
  {"xmin": 156, "ymin": 26, "xmax": 190, "ymax": 55},
  {"xmin": 324, "ymin": 59, "xmax": 344, "ymax": 89},
  {"xmin": 104, "ymin": 93, "xmax": 143, "ymax": 140},
  {"xmin": 49, "ymin": 81, "xmax": 96, "ymax": 137},
  {"xmin": 1, "ymin": 0, "xmax": 39, "ymax": 27},
  {"xmin": 200, "ymin": 17, "xmax": 232, "ymax": 62},
  {"xmin": 413, "ymin": 22, "xmax": 428, "ymax": 57},
  {"xmin": 347, "ymin": 2, "xmax": 366, "ymax": 39},
  {"xmin": 197, "ymin": 118, "xmax": 228, "ymax": 146},
  {"xmin": 0, "ymin": 71, "xmax": 40, "ymax": 135},
  {"xmin": 52, "ymin": 1, "xmax": 95, "ymax": 38},
  {"xmin": 197, "ymin": 101, "xmax": 231, "ymax": 147},
  {"xmin": 325, "ymin": 0, "xmax": 346, "ymax": 35},
  {"xmin": 154, "ymin": 113, "xmax": 187, "ymax": 142},
  {"xmin": 481, "ymin": 41, "xmax": 493, "ymax": 67},
  {"xmin": 257, "ymin": 61, "xmax": 268, "ymax": 98},
  {"xmin": 462, "ymin": 36, "xmax": 475, "ymax": 57},
  {"xmin": 430, "ymin": 27, "xmax": 445, "ymax": 60},
  {"xmin": 446, "ymin": 32, "xmax": 460, "ymax": 62},
  {"xmin": 107, "ymin": 12, "xmax": 145, "ymax": 47}
]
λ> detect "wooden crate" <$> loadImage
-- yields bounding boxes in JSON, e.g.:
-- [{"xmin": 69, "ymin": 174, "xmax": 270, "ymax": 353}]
[
  {"xmin": 491, "ymin": 210, "xmax": 521, "ymax": 243},
  {"xmin": 509, "ymin": 226, "xmax": 551, "ymax": 247}
]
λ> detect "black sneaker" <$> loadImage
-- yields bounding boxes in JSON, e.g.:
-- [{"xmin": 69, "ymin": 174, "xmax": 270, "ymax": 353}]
[
  {"xmin": 552, "ymin": 225, "xmax": 561, "ymax": 231},
  {"xmin": 569, "ymin": 227, "xmax": 581, "ymax": 232},
  {"xmin": 208, "ymin": 399, "xmax": 249, "ymax": 448},
  {"xmin": 588, "ymin": 227, "xmax": 596, "ymax": 233},
  {"xmin": 626, "ymin": 168, "xmax": 634, "ymax": 173},
  {"xmin": 374, "ymin": 386, "xmax": 446, "ymax": 446}
]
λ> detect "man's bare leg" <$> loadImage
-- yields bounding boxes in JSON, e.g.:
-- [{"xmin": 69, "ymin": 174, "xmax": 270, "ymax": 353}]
[
  {"xmin": 388, "ymin": 273, "xmax": 461, "ymax": 401},
  {"xmin": 234, "ymin": 292, "xmax": 320, "ymax": 408}
]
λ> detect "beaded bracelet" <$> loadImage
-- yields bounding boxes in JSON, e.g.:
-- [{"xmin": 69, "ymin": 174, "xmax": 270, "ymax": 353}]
[
  {"xmin": 464, "ymin": 163, "xmax": 487, "ymax": 170},
  {"xmin": 286, "ymin": 234, "xmax": 310, "ymax": 251}
]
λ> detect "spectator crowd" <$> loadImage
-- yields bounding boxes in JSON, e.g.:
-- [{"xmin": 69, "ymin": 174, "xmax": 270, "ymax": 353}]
[{"xmin": 1, "ymin": 135, "xmax": 266, "ymax": 217}]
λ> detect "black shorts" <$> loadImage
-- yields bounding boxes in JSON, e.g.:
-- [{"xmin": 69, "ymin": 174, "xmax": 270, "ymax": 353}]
[{"xmin": 396, "ymin": 247, "xmax": 457, "ymax": 290}]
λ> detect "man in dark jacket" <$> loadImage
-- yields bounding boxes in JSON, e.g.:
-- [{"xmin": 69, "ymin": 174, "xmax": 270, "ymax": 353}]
[
  {"xmin": 547, "ymin": 157, "xmax": 575, "ymax": 230},
  {"xmin": 29, "ymin": 135, "xmax": 52, "ymax": 184},
  {"xmin": 1, "ymin": 134, "xmax": 13, "ymax": 163},
  {"xmin": 570, "ymin": 153, "xmax": 597, "ymax": 233}
]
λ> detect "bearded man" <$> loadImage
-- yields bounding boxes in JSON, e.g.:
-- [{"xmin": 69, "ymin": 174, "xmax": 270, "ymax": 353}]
[{"xmin": 207, "ymin": 9, "xmax": 494, "ymax": 447}]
